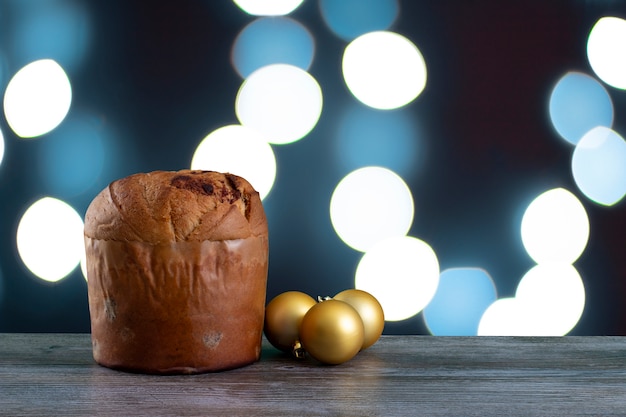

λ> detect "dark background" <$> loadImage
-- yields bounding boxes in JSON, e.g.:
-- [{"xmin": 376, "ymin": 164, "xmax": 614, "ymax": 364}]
[{"xmin": 0, "ymin": 0, "xmax": 625, "ymax": 335}]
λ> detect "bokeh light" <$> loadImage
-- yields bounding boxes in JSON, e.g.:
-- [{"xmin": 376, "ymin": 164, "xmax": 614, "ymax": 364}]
[
  {"xmin": 231, "ymin": 17, "xmax": 314, "ymax": 79},
  {"xmin": 515, "ymin": 263, "xmax": 586, "ymax": 336},
  {"xmin": 355, "ymin": 236, "xmax": 440, "ymax": 321},
  {"xmin": 0, "ymin": 0, "xmax": 623, "ymax": 339},
  {"xmin": 572, "ymin": 126, "xmax": 626, "ymax": 206},
  {"xmin": 342, "ymin": 31, "xmax": 427, "ymax": 110},
  {"xmin": 423, "ymin": 268, "xmax": 497, "ymax": 336},
  {"xmin": 521, "ymin": 188, "xmax": 589, "ymax": 265},
  {"xmin": 330, "ymin": 166, "xmax": 414, "ymax": 252},
  {"xmin": 233, "ymin": 0, "xmax": 304, "ymax": 16},
  {"xmin": 319, "ymin": 0, "xmax": 399, "ymax": 41},
  {"xmin": 10, "ymin": 0, "xmax": 91, "ymax": 73},
  {"xmin": 587, "ymin": 16, "xmax": 626, "ymax": 90},
  {"xmin": 4, "ymin": 59, "xmax": 72, "ymax": 138},
  {"xmin": 548, "ymin": 71, "xmax": 613, "ymax": 145},
  {"xmin": 235, "ymin": 63, "xmax": 323, "ymax": 145},
  {"xmin": 38, "ymin": 115, "xmax": 106, "ymax": 197},
  {"xmin": 190, "ymin": 124, "xmax": 277, "ymax": 200},
  {"xmin": 477, "ymin": 297, "xmax": 527, "ymax": 336},
  {"xmin": 334, "ymin": 104, "xmax": 420, "ymax": 178},
  {"xmin": 478, "ymin": 264, "xmax": 586, "ymax": 336},
  {"xmin": 16, "ymin": 197, "xmax": 84, "ymax": 283}
]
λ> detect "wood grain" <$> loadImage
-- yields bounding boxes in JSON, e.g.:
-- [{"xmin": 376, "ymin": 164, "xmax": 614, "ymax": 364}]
[{"xmin": 1, "ymin": 334, "xmax": 626, "ymax": 416}]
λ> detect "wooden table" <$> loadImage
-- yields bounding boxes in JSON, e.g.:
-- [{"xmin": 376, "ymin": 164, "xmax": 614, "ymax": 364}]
[{"xmin": 2, "ymin": 334, "xmax": 626, "ymax": 416}]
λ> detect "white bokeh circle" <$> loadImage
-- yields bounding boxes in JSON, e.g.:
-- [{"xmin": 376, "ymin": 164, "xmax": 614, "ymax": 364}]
[
  {"xmin": 330, "ymin": 166, "xmax": 414, "ymax": 252},
  {"xmin": 521, "ymin": 188, "xmax": 589, "ymax": 264},
  {"xmin": 233, "ymin": 0, "xmax": 304, "ymax": 16},
  {"xmin": 355, "ymin": 235, "xmax": 440, "ymax": 321},
  {"xmin": 236, "ymin": 63, "xmax": 323, "ymax": 145},
  {"xmin": 190, "ymin": 124, "xmax": 277, "ymax": 200},
  {"xmin": 478, "ymin": 298, "xmax": 528, "ymax": 336},
  {"xmin": 16, "ymin": 197, "xmax": 84, "ymax": 282},
  {"xmin": 587, "ymin": 16, "xmax": 626, "ymax": 90},
  {"xmin": 4, "ymin": 59, "xmax": 72, "ymax": 138},
  {"xmin": 342, "ymin": 31, "xmax": 427, "ymax": 109},
  {"xmin": 515, "ymin": 263, "xmax": 586, "ymax": 336},
  {"xmin": 478, "ymin": 264, "xmax": 586, "ymax": 336}
]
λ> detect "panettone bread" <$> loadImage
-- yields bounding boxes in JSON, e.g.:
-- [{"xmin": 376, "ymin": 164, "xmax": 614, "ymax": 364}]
[{"xmin": 84, "ymin": 170, "xmax": 269, "ymax": 374}]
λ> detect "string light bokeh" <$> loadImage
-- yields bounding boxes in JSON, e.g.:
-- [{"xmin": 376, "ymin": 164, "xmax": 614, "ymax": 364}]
[{"xmin": 1, "ymin": 0, "xmax": 625, "ymax": 335}]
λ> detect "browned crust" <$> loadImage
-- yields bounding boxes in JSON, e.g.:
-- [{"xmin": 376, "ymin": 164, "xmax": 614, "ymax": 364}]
[
  {"xmin": 86, "ymin": 237, "xmax": 269, "ymax": 374},
  {"xmin": 84, "ymin": 170, "xmax": 268, "ymax": 243}
]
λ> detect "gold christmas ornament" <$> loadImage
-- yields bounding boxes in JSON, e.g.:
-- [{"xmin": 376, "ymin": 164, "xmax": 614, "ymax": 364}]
[
  {"xmin": 264, "ymin": 291, "xmax": 316, "ymax": 357},
  {"xmin": 333, "ymin": 289, "xmax": 385, "ymax": 350},
  {"xmin": 299, "ymin": 299, "xmax": 364, "ymax": 365}
]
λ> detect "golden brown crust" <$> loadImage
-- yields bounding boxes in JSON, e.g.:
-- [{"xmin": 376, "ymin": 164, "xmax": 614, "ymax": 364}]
[
  {"xmin": 84, "ymin": 170, "xmax": 270, "ymax": 374},
  {"xmin": 86, "ymin": 237, "xmax": 269, "ymax": 374},
  {"xmin": 84, "ymin": 170, "xmax": 268, "ymax": 243}
]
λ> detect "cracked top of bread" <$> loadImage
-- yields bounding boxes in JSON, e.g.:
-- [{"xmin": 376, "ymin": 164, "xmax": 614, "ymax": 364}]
[{"xmin": 84, "ymin": 170, "xmax": 268, "ymax": 243}]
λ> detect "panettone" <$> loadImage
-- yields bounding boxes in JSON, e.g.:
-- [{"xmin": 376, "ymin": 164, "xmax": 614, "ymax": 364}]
[{"xmin": 84, "ymin": 170, "xmax": 269, "ymax": 374}]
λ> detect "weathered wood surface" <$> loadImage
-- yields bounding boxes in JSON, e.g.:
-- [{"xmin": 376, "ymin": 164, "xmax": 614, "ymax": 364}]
[{"xmin": 1, "ymin": 334, "xmax": 626, "ymax": 416}]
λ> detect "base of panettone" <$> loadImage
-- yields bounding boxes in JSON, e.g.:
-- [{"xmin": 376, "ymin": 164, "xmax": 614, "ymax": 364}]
[{"xmin": 85, "ymin": 236, "xmax": 269, "ymax": 374}]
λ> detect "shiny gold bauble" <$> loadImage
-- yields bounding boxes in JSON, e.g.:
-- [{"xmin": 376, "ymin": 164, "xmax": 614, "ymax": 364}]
[
  {"xmin": 264, "ymin": 291, "xmax": 317, "ymax": 354},
  {"xmin": 334, "ymin": 289, "xmax": 385, "ymax": 350},
  {"xmin": 299, "ymin": 299, "xmax": 364, "ymax": 365}
]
